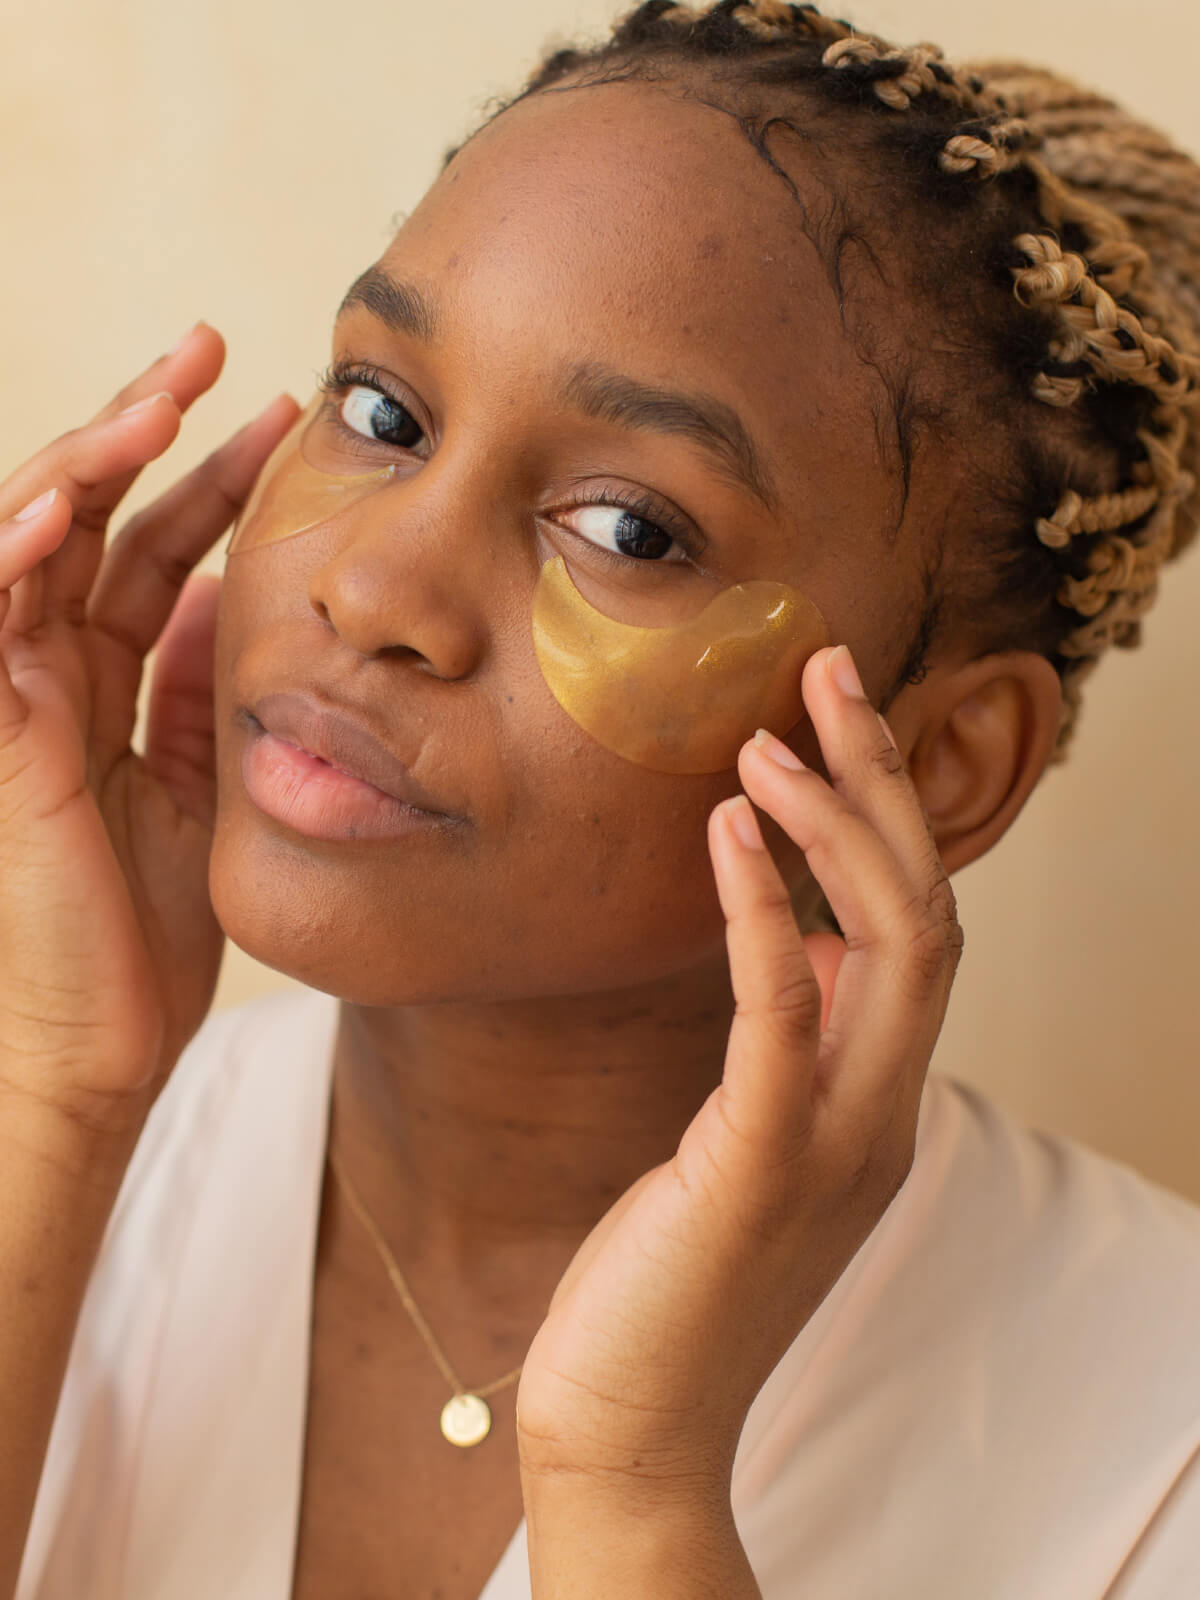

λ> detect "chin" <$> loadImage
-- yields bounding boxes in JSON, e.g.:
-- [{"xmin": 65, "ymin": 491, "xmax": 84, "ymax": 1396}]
[
  {"xmin": 206, "ymin": 826, "xmax": 469, "ymax": 1006},
  {"xmin": 207, "ymin": 771, "xmax": 733, "ymax": 1008}
]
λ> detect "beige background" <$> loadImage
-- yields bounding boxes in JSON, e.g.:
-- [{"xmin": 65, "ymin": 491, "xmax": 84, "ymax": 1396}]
[{"xmin": 2, "ymin": 0, "xmax": 1197, "ymax": 1200}]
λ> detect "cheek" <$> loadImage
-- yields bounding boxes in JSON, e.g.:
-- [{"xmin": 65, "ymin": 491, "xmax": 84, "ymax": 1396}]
[
  {"xmin": 208, "ymin": 702, "xmax": 739, "ymax": 1007},
  {"xmin": 206, "ymin": 506, "xmax": 805, "ymax": 1002}
]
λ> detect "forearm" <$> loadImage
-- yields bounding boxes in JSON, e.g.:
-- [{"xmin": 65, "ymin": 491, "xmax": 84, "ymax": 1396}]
[
  {"xmin": 522, "ymin": 1473, "xmax": 761, "ymax": 1600},
  {"xmin": 0, "ymin": 1081, "xmax": 141, "ymax": 1597}
]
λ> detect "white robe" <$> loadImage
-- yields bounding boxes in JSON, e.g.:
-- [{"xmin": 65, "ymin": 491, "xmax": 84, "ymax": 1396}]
[{"xmin": 16, "ymin": 985, "xmax": 1200, "ymax": 1598}]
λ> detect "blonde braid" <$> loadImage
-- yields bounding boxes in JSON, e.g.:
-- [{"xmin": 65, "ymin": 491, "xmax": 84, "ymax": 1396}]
[
  {"xmin": 973, "ymin": 67, "xmax": 1200, "ymax": 748},
  {"xmin": 811, "ymin": 42, "xmax": 1200, "ymax": 758},
  {"xmin": 482, "ymin": 3, "xmax": 1200, "ymax": 765},
  {"xmin": 823, "ymin": 36, "xmax": 984, "ymax": 118},
  {"xmin": 660, "ymin": 0, "xmax": 855, "ymax": 46}
]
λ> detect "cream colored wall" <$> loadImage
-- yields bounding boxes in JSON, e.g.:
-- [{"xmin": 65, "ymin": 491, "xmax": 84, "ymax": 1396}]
[{"xmin": 2, "ymin": 1, "xmax": 1198, "ymax": 1199}]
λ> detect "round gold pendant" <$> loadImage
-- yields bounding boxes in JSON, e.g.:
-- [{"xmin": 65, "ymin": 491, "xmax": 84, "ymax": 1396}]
[{"xmin": 440, "ymin": 1392, "xmax": 492, "ymax": 1447}]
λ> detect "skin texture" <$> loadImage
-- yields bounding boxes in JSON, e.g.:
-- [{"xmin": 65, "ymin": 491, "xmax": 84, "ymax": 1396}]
[
  {"xmin": 208, "ymin": 79, "xmax": 1060, "ymax": 1591},
  {"xmin": 0, "ymin": 72, "xmax": 1064, "ymax": 1600},
  {"xmin": 212, "ymin": 77, "xmax": 1056, "ymax": 1259}
]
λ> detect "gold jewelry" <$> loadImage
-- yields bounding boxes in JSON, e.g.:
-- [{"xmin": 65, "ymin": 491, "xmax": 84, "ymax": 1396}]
[{"xmin": 326, "ymin": 1144, "xmax": 524, "ymax": 1448}]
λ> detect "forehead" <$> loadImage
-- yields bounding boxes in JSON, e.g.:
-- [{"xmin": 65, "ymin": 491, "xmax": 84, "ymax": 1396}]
[{"xmin": 374, "ymin": 79, "xmax": 898, "ymax": 550}]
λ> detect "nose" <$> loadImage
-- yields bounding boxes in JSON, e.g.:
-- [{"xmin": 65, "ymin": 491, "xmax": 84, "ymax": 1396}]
[{"xmin": 306, "ymin": 478, "xmax": 488, "ymax": 680}]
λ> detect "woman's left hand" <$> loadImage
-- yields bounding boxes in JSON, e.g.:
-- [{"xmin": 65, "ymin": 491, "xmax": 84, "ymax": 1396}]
[{"xmin": 516, "ymin": 643, "xmax": 964, "ymax": 1588}]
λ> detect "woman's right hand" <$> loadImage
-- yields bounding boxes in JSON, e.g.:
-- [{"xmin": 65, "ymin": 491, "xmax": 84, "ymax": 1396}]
[{"xmin": 0, "ymin": 325, "xmax": 299, "ymax": 1136}]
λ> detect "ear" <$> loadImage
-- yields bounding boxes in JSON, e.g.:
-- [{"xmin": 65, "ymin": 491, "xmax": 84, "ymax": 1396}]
[{"xmin": 886, "ymin": 651, "xmax": 1063, "ymax": 876}]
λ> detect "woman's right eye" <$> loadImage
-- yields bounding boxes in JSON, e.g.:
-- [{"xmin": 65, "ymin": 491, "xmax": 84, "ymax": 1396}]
[{"xmin": 341, "ymin": 384, "xmax": 425, "ymax": 451}]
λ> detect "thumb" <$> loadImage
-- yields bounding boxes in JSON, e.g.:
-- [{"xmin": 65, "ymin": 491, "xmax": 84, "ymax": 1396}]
[{"xmin": 143, "ymin": 572, "xmax": 221, "ymax": 827}]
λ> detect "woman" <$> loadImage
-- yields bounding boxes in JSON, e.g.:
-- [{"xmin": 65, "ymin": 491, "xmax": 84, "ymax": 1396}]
[{"xmin": 5, "ymin": 3, "xmax": 1200, "ymax": 1594}]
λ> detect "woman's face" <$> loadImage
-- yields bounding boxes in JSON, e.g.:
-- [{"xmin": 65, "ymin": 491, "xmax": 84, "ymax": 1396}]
[{"xmin": 210, "ymin": 77, "xmax": 932, "ymax": 1005}]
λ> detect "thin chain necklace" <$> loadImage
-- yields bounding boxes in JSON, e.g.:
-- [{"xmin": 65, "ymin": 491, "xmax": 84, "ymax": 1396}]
[{"xmin": 326, "ymin": 1144, "xmax": 524, "ymax": 1448}]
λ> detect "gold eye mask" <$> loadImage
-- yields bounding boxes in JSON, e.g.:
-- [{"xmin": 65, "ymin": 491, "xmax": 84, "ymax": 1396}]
[
  {"xmin": 532, "ymin": 555, "xmax": 829, "ymax": 774},
  {"xmin": 226, "ymin": 398, "xmax": 398, "ymax": 554},
  {"xmin": 227, "ymin": 402, "xmax": 828, "ymax": 773}
]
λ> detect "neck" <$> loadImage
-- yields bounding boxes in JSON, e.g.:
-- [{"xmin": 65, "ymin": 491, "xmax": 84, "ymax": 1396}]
[{"xmin": 327, "ymin": 956, "xmax": 733, "ymax": 1304}]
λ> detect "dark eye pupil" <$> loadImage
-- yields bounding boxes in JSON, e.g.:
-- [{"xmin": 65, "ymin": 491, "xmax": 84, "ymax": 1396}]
[
  {"xmin": 372, "ymin": 396, "xmax": 423, "ymax": 450},
  {"xmin": 613, "ymin": 513, "xmax": 672, "ymax": 560}
]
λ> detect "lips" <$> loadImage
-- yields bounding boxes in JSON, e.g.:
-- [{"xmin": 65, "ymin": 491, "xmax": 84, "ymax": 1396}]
[{"xmin": 244, "ymin": 690, "xmax": 454, "ymax": 817}]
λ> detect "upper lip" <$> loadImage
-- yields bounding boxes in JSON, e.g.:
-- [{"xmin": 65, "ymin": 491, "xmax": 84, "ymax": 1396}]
[{"xmin": 245, "ymin": 689, "xmax": 456, "ymax": 816}]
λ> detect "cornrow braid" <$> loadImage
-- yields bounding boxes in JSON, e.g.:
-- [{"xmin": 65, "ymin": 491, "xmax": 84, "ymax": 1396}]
[{"xmin": 444, "ymin": 1, "xmax": 1200, "ymax": 765}]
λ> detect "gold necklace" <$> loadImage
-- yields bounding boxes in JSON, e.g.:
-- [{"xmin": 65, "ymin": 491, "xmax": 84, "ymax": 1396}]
[{"xmin": 326, "ymin": 1145, "xmax": 524, "ymax": 1448}]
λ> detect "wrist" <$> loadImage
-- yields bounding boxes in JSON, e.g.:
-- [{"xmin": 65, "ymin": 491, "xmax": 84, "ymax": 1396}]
[
  {"xmin": 0, "ymin": 1071, "xmax": 149, "ymax": 1195},
  {"xmin": 521, "ymin": 1470, "xmax": 758, "ymax": 1600}
]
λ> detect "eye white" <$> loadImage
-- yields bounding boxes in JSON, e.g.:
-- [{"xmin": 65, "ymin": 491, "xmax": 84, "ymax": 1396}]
[
  {"xmin": 340, "ymin": 385, "xmax": 393, "ymax": 441},
  {"xmin": 567, "ymin": 504, "xmax": 685, "ymax": 562}
]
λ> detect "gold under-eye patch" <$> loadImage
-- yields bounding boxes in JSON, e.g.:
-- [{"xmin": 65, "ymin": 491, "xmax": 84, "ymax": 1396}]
[
  {"xmin": 227, "ymin": 399, "xmax": 829, "ymax": 774},
  {"xmin": 532, "ymin": 555, "xmax": 829, "ymax": 774},
  {"xmin": 226, "ymin": 398, "xmax": 398, "ymax": 554}
]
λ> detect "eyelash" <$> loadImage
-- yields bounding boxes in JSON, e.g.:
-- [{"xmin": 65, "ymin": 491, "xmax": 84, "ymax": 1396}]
[
  {"xmin": 315, "ymin": 359, "xmax": 702, "ymax": 563},
  {"xmin": 555, "ymin": 485, "xmax": 695, "ymax": 558},
  {"xmin": 317, "ymin": 359, "xmax": 420, "ymax": 446}
]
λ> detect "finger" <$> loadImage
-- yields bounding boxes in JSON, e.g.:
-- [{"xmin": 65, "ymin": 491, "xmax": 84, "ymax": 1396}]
[
  {"xmin": 86, "ymin": 394, "xmax": 301, "ymax": 770},
  {"xmin": 796, "ymin": 645, "xmax": 963, "ymax": 1120},
  {"xmin": 801, "ymin": 644, "xmax": 958, "ymax": 940},
  {"xmin": 0, "ymin": 324, "xmax": 227, "ymax": 628},
  {"xmin": 143, "ymin": 573, "xmax": 221, "ymax": 827},
  {"xmin": 0, "ymin": 322, "xmax": 224, "ymax": 528},
  {"xmin": 85, "ymin": 320, "xmax": 223, "ymax": 426},
  {"xmin": 0, "ymin": 489, "xmax": 73, "ymax": 735},
  {"xmin": 737, "ymin": 733, "xmax": 959, "ymax": 1134},
  {"xmin": 4, "ymin": 396, "xmax": 182, "ymax": 635},
  {"xmin": 707, "ymin": 794, "xmax": 823, "ymax": 1159}
]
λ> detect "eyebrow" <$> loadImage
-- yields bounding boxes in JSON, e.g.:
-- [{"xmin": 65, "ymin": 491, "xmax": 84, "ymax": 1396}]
[
  {"xmin": 338, "ymin": 267, "xmax": 778, "ymax": 513},
  {"xmin": 557, "ymin": 361, "xmax": 777, "ymax": 514},
  {"xmin": 337, "ymin": 265, "xmax": 439, "ymax": 343}
]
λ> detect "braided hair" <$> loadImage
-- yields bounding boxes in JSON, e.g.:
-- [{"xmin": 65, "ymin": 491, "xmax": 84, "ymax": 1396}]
[{"xmin": 442, "ymin": 0, "xmax": 1200, "ymax": 764}]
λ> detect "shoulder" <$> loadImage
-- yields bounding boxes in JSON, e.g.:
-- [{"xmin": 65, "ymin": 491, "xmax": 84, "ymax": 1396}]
[
  {"xmin": 882, "ymin": 1071, "xmax": 1200, "ymax": 1440},
  {"xmin": 736, "ymin": 1073, "xmax": 1200, "ymax": 1598},
  {"xmin": 923, "ymin": 1071, "xmax": 1200, "ymax": 1320},
  {"xmin": 17, "ymin": 985, "xmax": 341, "ymax": 1599}
]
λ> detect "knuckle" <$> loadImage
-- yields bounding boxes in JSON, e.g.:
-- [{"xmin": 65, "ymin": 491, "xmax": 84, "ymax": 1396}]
[
  {"xmin": 837, "ymin": 1110, "xmax": 915, "ymax": 1213},
  {"xmin": 742, "ymin": 963, "xmax": 823, "ymax": 1038},
  {"xmin": 897, "ymin": 906, "xmax": 950, "ymax": 998},
  {"xmin": 943, "ymin": 907, "xmax": 966, "ymax": 971},
  {"xmin": 143, "ymin": 541, "xmax": 194, "ymax": 594},
  {"xmin": 110, "ymin": 516, "xmax": 194, "ymax": 591},
  {"xmin": 924, "ymin": 865, "xmax": 965, "ymax": 970},
  {"xmin": 755, "ymin": 872, "xmax": 800, "ymax": 922},
  {"xmin": 199, "ymin": 454, "xmax": 246, "ymax": 518},
  {"xmin": 867, "ymin": 734, "xmax": 907, "ymax": 782}
]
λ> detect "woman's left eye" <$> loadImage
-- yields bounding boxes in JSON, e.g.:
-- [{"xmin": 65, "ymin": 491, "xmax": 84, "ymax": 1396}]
[
  {"xmin": 561, "ymin": 501, "xmax": 688, "ymax": 563},
  {"xmin": 341, "ymin": 384, "xmax": 424, "ymax": 450}
]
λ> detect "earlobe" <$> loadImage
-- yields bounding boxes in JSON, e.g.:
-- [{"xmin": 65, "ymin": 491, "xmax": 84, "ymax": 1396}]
[{"xmin": 897, "ymin": 653, "xmax": 1063, "ymax": 876}]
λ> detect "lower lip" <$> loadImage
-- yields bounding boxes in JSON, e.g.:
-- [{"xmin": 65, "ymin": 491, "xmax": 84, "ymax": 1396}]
[{"xmin": 240, "ymin": 725, "xmax": 447, "ymax": 842}]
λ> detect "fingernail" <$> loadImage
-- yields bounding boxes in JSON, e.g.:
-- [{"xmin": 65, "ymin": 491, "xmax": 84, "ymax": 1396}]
[
  {"xmin": 167, "ymin": 321, "xmax": 203, "ymax": 356},
  {"xmin": 878, "ymin": 713, "xmax": 899, "ymax": 752},
  {"xmin": 119, "ymin": 390, "xmax": 173, "ymax": 418},
  {"xmin": 725, "ymin": 795, "xmax": 765, "ymax": 850},
  {"xmin": 829, "ymin": 644, "xmax": 865, "ymax": 699},
  {"xmin": 12, "ymin": 487, "xmax": 57, "ymax": 522},
  {"xmin": 753, "ymin": 727, "xmax": 805, "ymax": 770}
]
